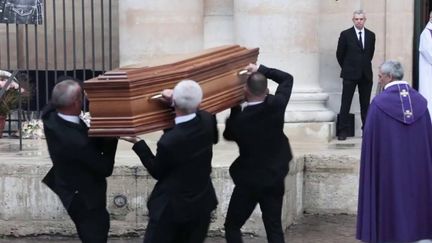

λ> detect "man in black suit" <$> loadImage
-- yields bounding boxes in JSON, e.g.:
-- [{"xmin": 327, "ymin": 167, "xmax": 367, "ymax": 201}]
[
  {"xmin": 336, "ymin": 10, "xmax": 376, "ymax": 140},
  {"xmin": 122, "ymin": 80, "xmax": 218, "ymax": 243},
  {"xmin": 223, "ymin": 63, "xmax": 294, "ymax": 243},
  {"xmin": 42, "ymin": 80, "xmax": 118, "ymax": 243}
]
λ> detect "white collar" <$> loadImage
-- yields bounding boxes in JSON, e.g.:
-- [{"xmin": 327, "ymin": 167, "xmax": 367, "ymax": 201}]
[
  {"xmin": 384, "ymin": 80, "xmax": 409, "ymax": 90},
  {"xmin": 354, "ymin": 27, "xmax": 365, "ymax": 33},
  {"xmin": 246, "ymin": 101, "xmax": 264, "ymax": 107},
  {"xmin": 175, "ymin": 113, "xmax": 196, "ymax": 125},
  {"xmin": 427, "ymin": 21, "xmax": 432, "ymax": 30},
  {"xmin": 57, "ymin": 112, "xmax": 80, "ymax": 124}
]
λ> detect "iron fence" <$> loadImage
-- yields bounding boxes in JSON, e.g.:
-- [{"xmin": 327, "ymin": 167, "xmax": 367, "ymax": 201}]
[{"xmin": 0, "ymin": 0, "xmax": 119, "ymax": 138}]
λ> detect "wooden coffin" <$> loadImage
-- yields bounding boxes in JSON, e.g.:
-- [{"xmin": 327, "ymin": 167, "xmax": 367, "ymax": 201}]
[{"xmin": 84, "ymin": 45, "xmax": 259, "ymax": 137}]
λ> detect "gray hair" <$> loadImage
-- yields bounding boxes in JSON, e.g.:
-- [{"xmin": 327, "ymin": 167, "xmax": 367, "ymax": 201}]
[
  {"xmin": 51, "ymin": 80, "xmax": 82, "ymax": 108},
  {"xmin": 173, "ymin": 79, "xmax": 203, "ymax": 114},
  {"xmin": 379, "ymin": 61, "xmax": 404, "ymax": 81},
  {"xmin": 353, "ymin": 10, "xmax": 365, "ymax": 16}
]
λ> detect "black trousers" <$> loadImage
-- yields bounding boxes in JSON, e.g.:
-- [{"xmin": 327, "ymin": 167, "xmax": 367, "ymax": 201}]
[
  {"xmin": 339, "ymin": 77, "xmax": 373, "ymax": 134},
  {"xmin": 67, "ymin": 194, "xmax": 110, "ymax": 243},
  {"xmin": 143, "ymin": 210, "xmax": 212, "ymax": 243},
  {"xmin": 224, "ymin": 180, "xmax": 285, "ymax": 243}
]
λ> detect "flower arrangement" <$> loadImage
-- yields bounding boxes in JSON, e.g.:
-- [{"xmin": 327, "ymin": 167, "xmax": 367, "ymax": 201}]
[
  {"xmin": 0, "ymin": 70, "xmax": 25, "ymax": 117},
  {"xmin": 21, "ymin": 119, "xmax": 45, "ymax": 139},
  {"xmin": 80, "ymin": 111, "xmax": 91, "ymax": 127}
]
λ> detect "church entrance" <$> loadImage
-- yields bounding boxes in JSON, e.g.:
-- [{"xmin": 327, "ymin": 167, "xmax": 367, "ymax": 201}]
[{"xmin": 413, "ymin": 0, "xmax": 432, "ymax": 89}]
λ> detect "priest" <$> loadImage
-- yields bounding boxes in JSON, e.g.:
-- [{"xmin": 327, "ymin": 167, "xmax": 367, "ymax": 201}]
[
  {"xmin": 419, "ymin": 10, "xmax": 432, "ymax": 119},
  {"xmin": 357, "ymin": 61, "xmax": 432, "ymax": 243}
]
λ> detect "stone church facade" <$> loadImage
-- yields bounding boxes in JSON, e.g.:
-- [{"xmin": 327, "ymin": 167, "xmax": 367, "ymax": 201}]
[
  {"xmin": 120, "ymin": 0, "xmax": 424, "ymax": 140},
  {"xmin": 0, "ymin": 0, "xmax": 431, "ymax": 237},
  {"xmin": 0, "ymin": 0, "xmax": 428, "ymax": 139}
]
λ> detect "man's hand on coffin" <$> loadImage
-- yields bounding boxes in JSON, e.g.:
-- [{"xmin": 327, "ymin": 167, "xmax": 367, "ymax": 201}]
[
  {"xmin": 245, "ymin": 63, "xmax": 259, "ymax": 73},
  {"xmin": 120, "ymin": 136, "xmax": 142, "ymax": 144},
  {"xmin": 161, "ymin": 89, "xmax": 174, "ymax": 107}
]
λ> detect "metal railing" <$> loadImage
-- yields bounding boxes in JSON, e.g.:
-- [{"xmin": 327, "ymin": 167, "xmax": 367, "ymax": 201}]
[{"xmin": 0, "ymin": 0, "xmax": 119, "ymax": 139}]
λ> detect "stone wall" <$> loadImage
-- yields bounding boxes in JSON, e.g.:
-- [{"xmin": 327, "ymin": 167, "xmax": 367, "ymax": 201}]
[
  {"xmin": 0, "ymin": 158, "xmax": 304, "ymax": 237},
  {"xmin": 303, "ymin": 153, "xmax": 360, "ymax": 214},
  {"xmin": 0, "ymin": 133, "xmax": 307, "ymax": 237}
]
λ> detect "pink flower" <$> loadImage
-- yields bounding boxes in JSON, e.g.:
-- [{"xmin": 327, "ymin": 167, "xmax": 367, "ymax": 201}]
[
  {"xmin": 0, "ymin": 71, "xmax": 25, "ymax": 93},
  {"xmin": 0, "ymin": 70, "xmax": 27, "ymax": 116}
]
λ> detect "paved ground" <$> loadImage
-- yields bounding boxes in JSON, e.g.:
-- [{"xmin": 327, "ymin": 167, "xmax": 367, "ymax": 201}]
[
  {"xmin": 0, "ymin": 214, "xmax": 359, "ymax": 243},
  {"xmin": 0, "ymin": 137, "xmax": 362, "ymax": 243}
]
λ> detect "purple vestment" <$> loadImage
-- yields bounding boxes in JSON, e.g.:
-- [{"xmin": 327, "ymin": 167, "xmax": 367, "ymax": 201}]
[{"xmin": 357, "ymin": 82, "xmax": 432, "ymax": 242}]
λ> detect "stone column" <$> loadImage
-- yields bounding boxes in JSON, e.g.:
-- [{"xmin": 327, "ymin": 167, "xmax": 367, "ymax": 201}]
[
  {"xmin": 119, "ymin": 0, "xmax": 204, "ymax": 66},
  {"xmin": 380, "ymin": 0, "xmax": 414, "ymax": 81},
  {"xmin": 204, "ymin": 0, "xmax": 234, "ymax": 48},
  {"xmin": 233, "ymin": 0, "xmax": 335, "ymax": 141}
]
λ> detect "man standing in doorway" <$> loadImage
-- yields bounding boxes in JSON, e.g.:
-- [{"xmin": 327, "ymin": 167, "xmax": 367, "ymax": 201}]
[
  {"xmin": 336, "ymin": 10, "xmax": 376, "ymax": 140},
  {"xmin": 419, "ymin": 10, "xmax": 432, "ymax": 119}
]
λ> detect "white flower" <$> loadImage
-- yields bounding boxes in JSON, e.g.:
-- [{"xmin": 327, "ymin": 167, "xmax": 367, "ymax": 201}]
[
  {"xmin": 20, "ymin": 119, "xmax": 45, "ymax": 139},
  {"xmin": 80, "ymin": 111, "xmax": 91, "ymax": 127},
  {"xmin": 0, "ymin": 70, "xmax": 24, "ymax": 92}
]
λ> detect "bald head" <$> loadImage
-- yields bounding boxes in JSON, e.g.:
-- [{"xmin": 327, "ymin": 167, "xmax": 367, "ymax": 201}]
[{"xmin": 246, "ymin": 72, "xmax": 268, "ymax": 97}]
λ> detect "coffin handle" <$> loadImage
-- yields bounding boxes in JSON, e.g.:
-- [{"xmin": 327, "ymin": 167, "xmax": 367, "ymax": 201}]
[
  {"xmin": 149, "ymin": 94, "xmax": 163, "ymax": 100},
  {"xmin": 238, "ymin": 69, "xmax": 248, "ymax": 75}
]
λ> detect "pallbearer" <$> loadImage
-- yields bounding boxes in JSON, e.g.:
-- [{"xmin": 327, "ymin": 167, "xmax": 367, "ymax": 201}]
[
  {"xmin": 122, "ymin": 80, "xmax": 218, "ymax": 243},
  {"xmin": 223, "ymin": 63, "xmax": 294, "ymax": 243},
  {"xmin": 42, "ymin": 79, "xmax": 118, "ymax": 243}
]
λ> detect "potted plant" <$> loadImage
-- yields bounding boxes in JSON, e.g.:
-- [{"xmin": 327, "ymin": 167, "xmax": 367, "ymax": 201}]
[{"xmin": 0, "ymin": 70, "xmax": 25, "ymax": 137}]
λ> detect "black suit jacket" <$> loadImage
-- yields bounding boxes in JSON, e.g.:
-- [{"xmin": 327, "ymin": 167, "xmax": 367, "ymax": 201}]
[
  {"xmin": 133, "ymin": 110, "xmax": 218, "ymax": 222},
  {"xmin": 223, "ymin": 65, "xmax": 294, "ymax": 189},
  {"xmin": 42, "ymin": 107, "xmax": 118, "ymax": 210},
  {"xmin": 336, "ymin": 27, "xmax": 376, "ymax": 81}
]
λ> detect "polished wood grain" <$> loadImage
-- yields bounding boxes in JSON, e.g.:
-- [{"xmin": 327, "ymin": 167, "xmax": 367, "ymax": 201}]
[{"xmin": 84, "ymin": 45, "xmax": 259, "ymax": 136}]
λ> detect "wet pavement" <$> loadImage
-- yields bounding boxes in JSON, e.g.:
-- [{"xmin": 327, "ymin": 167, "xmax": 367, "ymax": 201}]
[{"xmin": 0, "ymin": 214, "xmax": 359, "ymax": 243}]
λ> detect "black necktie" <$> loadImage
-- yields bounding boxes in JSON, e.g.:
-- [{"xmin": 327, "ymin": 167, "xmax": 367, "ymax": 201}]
[{"xmin": 358, "ymin": 31, "xmax": 363, "ymax": 49}]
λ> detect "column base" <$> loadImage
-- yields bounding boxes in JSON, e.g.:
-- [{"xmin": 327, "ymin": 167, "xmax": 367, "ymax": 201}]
[
  {"xmin": 284, "ymin": 122, "xmax": 335, "ymax": 143},
  {"xmin": 284, "ymin": 92, "xmax": 336, "ymax": 142}
]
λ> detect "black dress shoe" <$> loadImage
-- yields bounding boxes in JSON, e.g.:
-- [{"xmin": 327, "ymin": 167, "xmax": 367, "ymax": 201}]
[{"xmin": 338, "ymin": 134, "xmax": 347, "ymax": 141}]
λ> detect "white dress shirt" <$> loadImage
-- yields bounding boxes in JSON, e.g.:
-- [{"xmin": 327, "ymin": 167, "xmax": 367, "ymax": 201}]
[
  {"xmin": 354, "ymin": 27, "xmax": 365, "ymax": 48},
  {"xmin": 57, "ymin": 112, "xmax": 80, "ymax": 124},
  {"xmin": 175, "ymin": 113, "xmax": 196, "ymax": 125}
]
